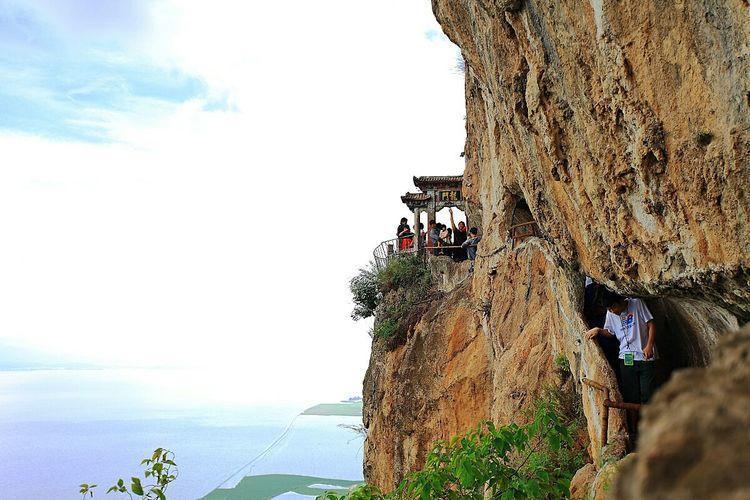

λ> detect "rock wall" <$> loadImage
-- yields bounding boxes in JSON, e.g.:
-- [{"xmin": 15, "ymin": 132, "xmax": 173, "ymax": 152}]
[
  {"xmin": 434, "ymin": 0, "xmax": 750, "ymax": 314},
  {"xmin": 363, "ymin": 0, "xmax": 749, "ymax": 494},
  {"xmin": 613, "ymin": 325, "xmax": 750, "ymax": 499},
  {"xmin": 364, "ymin": 239, "xmax": 622, "ymax": 490},
  {"xmin": 363, "ymin": 279, "xmax": 492, "ymax": 490}
]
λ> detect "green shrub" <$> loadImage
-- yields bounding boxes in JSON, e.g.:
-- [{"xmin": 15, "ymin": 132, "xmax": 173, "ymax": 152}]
[
  {"xmin": 554, "ymin": 354, "xmax": 569, "ymax": 372},
  {"xmin": 80, "ymin": 448, "xmax": 178, "ymax": 500},
  {"xmin": 553, "ymin": 354, "xmax": 572, "ymax": 382},
  {"xmin": 377, "ymin": 255, "xmax": 430, "ymax": 292},
  {"xmin": 319, "ymin": 485, "xmax": 386, "ymax": 500},
  {"xmin": 349, "ymin": 256, "xmax": 429, "ymax": 324},
  {"xmin": 531, "ymin": 385, "xmax": 584, "ymax": 428},
  {"xmin": 351, "ymin": 256, "xmax": 434, "ymax": 342},
  {"xmin": 350, "ymin": 262, "xmax": 381, "ymax": 320},
  {"xmin": 525, "ymin": 383, "xmax": 588, "ymax": 474},
  {"xmin": 319, "ymin": 400, "xmax": 583, "ymax": 499},
  {"xmin": 396, "ymin": 402, "xmax": 576, "ymax": 499},
  {"xmin": 373, "ymin": 319, "xmax": 398, "ymax": 339}
]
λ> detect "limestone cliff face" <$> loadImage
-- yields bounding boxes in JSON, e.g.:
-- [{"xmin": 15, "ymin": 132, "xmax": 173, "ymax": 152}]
[
  {"xmin": 363, "ymin": 0, "xmax": 749, "ymax": 494},
  {"xmin": 434, "ymin": 0, "xmax": 749, "ymax": 315},
  {"xmin": 363, "ymin": 273, "xmax": 492, "ymax": 490}
]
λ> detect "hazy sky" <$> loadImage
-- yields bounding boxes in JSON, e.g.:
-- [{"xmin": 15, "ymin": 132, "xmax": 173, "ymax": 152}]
[{"xmin": 0, "ymin": 0, "xmax": 465, "ymax": 402}]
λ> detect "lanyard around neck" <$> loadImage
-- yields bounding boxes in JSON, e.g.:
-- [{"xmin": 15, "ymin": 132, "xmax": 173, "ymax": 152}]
[{"xmin": 619, "ymin": 310, "xmax": 633, "ymax": 350}]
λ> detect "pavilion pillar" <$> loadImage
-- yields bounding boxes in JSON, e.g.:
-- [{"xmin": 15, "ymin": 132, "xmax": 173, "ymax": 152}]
[
  {"xmin": 413, "ymin": 208, "xmax": 421, "ymax": 250},
  {"xmin": 427, "ymin": 207, "xmax": 436, "ymax": 226}
]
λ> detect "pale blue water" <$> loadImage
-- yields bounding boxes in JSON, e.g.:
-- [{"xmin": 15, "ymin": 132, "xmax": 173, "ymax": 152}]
[{"xmin": 0, "ymin": 369, "xmax": 364, "ymax": 499}]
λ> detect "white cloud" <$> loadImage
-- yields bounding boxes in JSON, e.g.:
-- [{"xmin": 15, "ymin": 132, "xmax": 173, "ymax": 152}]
[{"xmin": 0, "ymin": 1, "xmax": 465, "ymax": 402}]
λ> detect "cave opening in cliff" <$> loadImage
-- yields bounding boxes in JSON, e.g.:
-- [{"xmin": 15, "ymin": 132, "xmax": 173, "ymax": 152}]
[
  {"xmin": 583, "ymin": 279, "xmax": 737, "ymax": 389},
  {"xmin": 508, "ymin": 197, "xmax": 539, "ymax": 247},
  {"xmin": 582, "ymin": 280, "xmax": 739, "ymax": 450},
  {"xmin": 642, "ymin": 297, "xmax": 736, "ymax": 374}
]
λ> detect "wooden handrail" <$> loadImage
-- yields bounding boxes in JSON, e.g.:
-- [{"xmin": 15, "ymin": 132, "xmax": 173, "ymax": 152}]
[
  {"xmin": 508, "ymin": 221, "xmax": 539, "ymax": 230},
  {"xmin": 604, "ymin": 400, "xmax": 643, "ymax": 412},
  {"xmin": 581, "ymin": 377, "xmax": 644, "ymax": 447},
  {"xmin": 581, "ymin": 377, "xmax": 609, "ymax": 393},
  {"xmin": 582, "ymin": 378, "xmax": 610, "ymax": 446}
]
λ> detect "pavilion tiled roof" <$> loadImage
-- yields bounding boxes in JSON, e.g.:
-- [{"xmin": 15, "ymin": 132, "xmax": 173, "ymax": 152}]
[
  {"xmin": 413, "ymin": 175, "xmax": 464, "ymax": 189},
  {"xmin": 401, "ymin": 192, "xmax": 431, "ymax": 203}
]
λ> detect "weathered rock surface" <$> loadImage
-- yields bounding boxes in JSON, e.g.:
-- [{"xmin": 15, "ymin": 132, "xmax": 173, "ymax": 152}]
[
  {"xmin": 363, "ymin": 280, "xmax": 492, "ymax": 490},
  {"xmin": 433, "ymin": 0, "xmax": 750, "ymax": 316},
  {"xmin": 612, "ymin": 326, "xmax": 750, "ymax": 499},
  {"xmin": 365, "ymin": 241, "xmax": 609, "ymax": 490},
  {"xmin": 569, "ymin": 462, "xmax": 597, "ymax": 500},
  {"xmin": 363, "ymin": 0, "xmax": 750, "ymax": 494}
]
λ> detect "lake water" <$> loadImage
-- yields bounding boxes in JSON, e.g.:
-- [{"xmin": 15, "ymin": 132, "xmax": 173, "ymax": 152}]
[{"xmin": 0, "ymin": 369, "xmax": 364, "ymax": 499}]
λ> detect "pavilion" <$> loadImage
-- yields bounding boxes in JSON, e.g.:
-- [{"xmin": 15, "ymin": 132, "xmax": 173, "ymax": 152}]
[{"xmin": 401, "ymin": 175, "xmax": 466, "ymax": 249}]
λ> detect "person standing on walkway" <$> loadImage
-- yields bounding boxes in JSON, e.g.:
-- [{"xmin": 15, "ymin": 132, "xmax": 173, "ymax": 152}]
[
  {"xmin": 428, "ymin": 220, "xmax": 440, "ymax": 255},
  {"xmin": 450, "ymin": 209, "xmax": 467, "ymax": 260},
  {"xmin": 461, "ymin": 227, "xmax": 481, "ymax": 271},
  {"xmin": 398, "ymin": 224, "xmax": 413, "ymax": 251},
  {"xmin": 585, "ymin": 291, "xmax": 658, "ymax": 404},
  {"xmin": 396, "ymin": 217, "xmax": 408, "ymax": 238}
]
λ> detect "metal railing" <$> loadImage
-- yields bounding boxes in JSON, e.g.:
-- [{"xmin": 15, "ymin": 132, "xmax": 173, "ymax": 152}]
[
  {"xmin": 373, "ymin": 236, "xmax": 419, "ymax": 270},
  {"xmin": 372, "ymin": 236, "xmax": 479, "ymax": 271}
]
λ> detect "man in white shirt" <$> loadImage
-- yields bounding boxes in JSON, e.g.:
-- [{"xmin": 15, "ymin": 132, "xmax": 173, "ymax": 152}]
[{"xmin": 586, "ymin": 291, "xmax": 657, "ymax": 404}]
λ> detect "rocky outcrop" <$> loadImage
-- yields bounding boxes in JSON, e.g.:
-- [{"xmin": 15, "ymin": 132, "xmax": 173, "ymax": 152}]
[
  {"xmin": 363, "ymin": 279, "xmax": 492, "ymax": 490},
  {"xmin": 432, "ymin": 0, "xmax": 750, "ymax": 317},
  {"xmin": 363, "ymin": 0, "xmax": 750, "ymax": 494},
  {"xmin": 365, "ymin": 240, "xmax": 607, "ymax": 490},
  {"xmin": 569, "ymin": 463, "xmax": 597, "ymax": 500},
  {"xmin": 612, "ymin": 325, "xmax": 750, "ymax": 499}
]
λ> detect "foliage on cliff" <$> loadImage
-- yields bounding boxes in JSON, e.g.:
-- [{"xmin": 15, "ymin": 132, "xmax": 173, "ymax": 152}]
[
  {"xmin": 373, "ymin": 256, "xmax": 434, "ymax": 344},
  {"xmin": 376, "ymin": 255, "xmax": 431, "ymax": 293},
  {"xmin": 321, "ymin": 393, "xmax": 584, "ymax": 499},
  {"xmin": 350, "ymin": 256, "xmax": 434, "ymax": 343},
  {"xmin": 350, "ymin": 262, "xmax": 380, "ymax": 321}
]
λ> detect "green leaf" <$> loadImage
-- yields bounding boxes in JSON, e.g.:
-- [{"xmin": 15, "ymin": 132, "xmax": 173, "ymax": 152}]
[
  {"xmin": 131, "ymin": 477, "xmax": 144, "ymax": 496},
  {"xmin": 549, "ymin": 433, "xmax": 561, "ymax": 450},
  {"xmin": 537, "ymin": 470, "xmax": 550, "ymax": 483}
]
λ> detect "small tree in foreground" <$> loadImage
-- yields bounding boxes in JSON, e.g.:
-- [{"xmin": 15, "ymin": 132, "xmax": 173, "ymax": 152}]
[
  {"xmin": 319, "ymin": 400, "xmax": 581, "ymax": 499},
  {"xmin": 350, "ymin": 261, "xmax": 381, "ymax": 320},
  {"xmin": 80, "ymin": 448, "xmax": 178, "ymax": 500}
]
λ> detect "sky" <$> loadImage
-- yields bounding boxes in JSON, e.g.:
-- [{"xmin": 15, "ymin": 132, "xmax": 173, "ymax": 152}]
[{"xmin": 0, "ymin": 0, "xmax": 466, "ymax": 403}]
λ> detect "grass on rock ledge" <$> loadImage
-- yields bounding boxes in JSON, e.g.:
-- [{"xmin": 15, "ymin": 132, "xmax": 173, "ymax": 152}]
[{"xmin": 350, "ymin": 256, "xmax": 434, "ymax": 345}]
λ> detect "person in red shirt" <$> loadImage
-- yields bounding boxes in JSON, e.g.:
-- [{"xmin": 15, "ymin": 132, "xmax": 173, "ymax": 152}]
[{"xmin": 398, "ymin": 224, "xmax": 414, "ymax": 251}]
